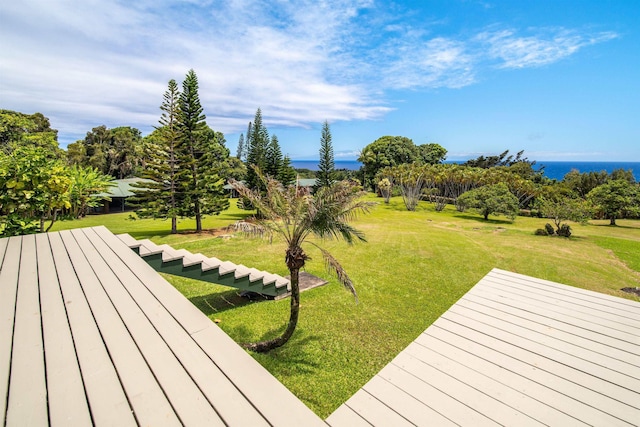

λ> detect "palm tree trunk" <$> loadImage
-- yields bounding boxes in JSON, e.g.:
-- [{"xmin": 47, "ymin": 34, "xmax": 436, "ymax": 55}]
[{"xmin": 243, "ymin": 246, "xmax": 306, "ymax": 353}]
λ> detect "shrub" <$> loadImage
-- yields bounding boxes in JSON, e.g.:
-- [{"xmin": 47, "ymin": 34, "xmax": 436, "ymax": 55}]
[
  {"xmin": 558, "ymin": 224, "xmax": 572, "ymax": 238},
  {"xmin": 534, "ymin": 228, "xmax": 549, "ymax": 236},
  {"xmin": 544, "ymin": 223, "xmax": 555, "ymax": 235}
]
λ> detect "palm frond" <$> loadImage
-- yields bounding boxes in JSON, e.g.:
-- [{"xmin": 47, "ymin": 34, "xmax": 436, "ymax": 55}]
[{"xmin": 311, "ymin": 243, "xmax": 359, "ymax": 303}]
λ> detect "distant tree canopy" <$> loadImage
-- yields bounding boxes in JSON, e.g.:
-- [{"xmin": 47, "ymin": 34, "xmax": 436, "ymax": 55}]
[
  {"xmin": 358, "ymin": 136, "xmax": 447, "ymax": 190},
  {"xmin": 0, "ymin": 109, "xmax": 61, "ymax": 157},
  {"xmin": 588, "ymin": 179, "xmax": 639, "ymax": 226},
  {"xmin": 463, "ymin": 149, "xmax": 534, "ymax": 169},
  {"xmin": 67, "ymin": 125, "xmax": 143, "ymax": 179}
]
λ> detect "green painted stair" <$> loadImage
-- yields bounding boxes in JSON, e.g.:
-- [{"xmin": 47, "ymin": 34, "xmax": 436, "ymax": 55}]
[{"xmin": 117, "ymin": 233, "xmax": 290, "ymax": 297}]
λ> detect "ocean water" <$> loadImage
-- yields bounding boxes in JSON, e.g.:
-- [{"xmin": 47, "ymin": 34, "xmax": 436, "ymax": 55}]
[{"xmin": 292, "ymin": 160, "xmax": 640, "ymax": 181}]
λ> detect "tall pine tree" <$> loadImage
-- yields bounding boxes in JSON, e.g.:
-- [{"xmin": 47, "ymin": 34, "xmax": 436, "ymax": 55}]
[
  {"xmin": 316, "ymin": 120, "xmax": 336, "ymax": 188},
  {"xmin": 266, "ymin": 134, "xmax": 283, "ymax": 178},
  {"xmin": 131, "ymin": 79, "xmax": 182, "ymax": 232},
  {"xmin": 245, "ymin": 108, "xmax": 269, "ymax": 190},
  {"xmin": 236, "ymin": 133, "xmax": 245, "ymax": 161},
  {"xmin": 180, "ymin": 71, "xmax": 230, "ymax": 232}
]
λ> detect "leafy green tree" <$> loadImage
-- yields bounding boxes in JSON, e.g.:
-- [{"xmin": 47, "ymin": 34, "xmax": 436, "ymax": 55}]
[
  {"xmin": 0, "ymin": 109, "xmax": 60, "ymax": 156},
  {"xmin": 418, "ymin": 143, "xmax": 447, "ymax": 164},
  {"xmin": 316, "ymin": 120, "xmax": 336, "ymax": 189},
  {"xmin": 133, "ymin": 80, "xmax": 183, "ymax": 233},
  {"xmin": 358, "ymin": 136, "xmax": 419, "ymax": 190},
  {"xmin": 536, "ymin": 186, "xmax": 591, "ymax": 235},
  {"xmin": 72, "ymin": 125, "xmax": 142, "ymax": 178},
  {"xmin": 107, "ymin": 127, "xmax": 143, "ymax": 178},
  {"xmin": 588, "ymin": 180, "xmax": 639, "ymax": 225},
  {"xmin": 458, "ymin": 183, "xmax": 520, "ymax": 220},
  {"xmin": 562, "ymin": 169, "xmax": 610, "ymax": 198},
  {"xmin": 0, "ymin": 146, "xmax": 71, "ymax": 235},
  {"xmin": 230, "ymin": 171, "xmax": 373, "ymax": 352}
]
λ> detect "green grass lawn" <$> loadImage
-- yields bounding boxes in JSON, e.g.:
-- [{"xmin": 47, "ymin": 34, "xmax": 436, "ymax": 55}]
[{"xmin": 51, "ymin": 196, "xmax": 640, "ymax": 418}]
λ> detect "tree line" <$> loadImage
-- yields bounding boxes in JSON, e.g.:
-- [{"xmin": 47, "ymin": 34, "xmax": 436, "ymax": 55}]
[{"xmin": 358, "ymin": 137, "xmax": 639, "ymax": 235}]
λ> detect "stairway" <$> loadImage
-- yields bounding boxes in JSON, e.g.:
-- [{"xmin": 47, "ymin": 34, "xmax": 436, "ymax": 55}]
[{"xmin": 117, "ymin": 233, "xmax": 291, "ymax": 297}]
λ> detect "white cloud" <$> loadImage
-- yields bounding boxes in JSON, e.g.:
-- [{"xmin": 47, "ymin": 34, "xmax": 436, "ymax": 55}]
[
  {"xmin": 0, "ymin": 0, "xmax": 619, "ymax": 147},
  {"xmin": 476, "ymin": 28, "xmax": 618, "ymax": 69}
]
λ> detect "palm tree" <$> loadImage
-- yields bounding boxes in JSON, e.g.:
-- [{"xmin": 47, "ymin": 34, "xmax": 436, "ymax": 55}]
[{"xmin": 230, "ymin": 170, "xmax": 373, "ymax": 352}]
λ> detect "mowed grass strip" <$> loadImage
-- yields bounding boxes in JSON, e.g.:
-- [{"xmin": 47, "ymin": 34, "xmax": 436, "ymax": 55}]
[{"xmin": 52, "ymin": 195, "xmax": 640, "ymax": 417}]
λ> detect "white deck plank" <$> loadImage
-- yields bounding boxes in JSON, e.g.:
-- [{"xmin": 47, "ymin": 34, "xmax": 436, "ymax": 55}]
[
  {"xmin": 403, "ymin": 339, "xmax": 584, "ymax": 426},
  {"xmin": 393, "ymin": 350, "xmax": 545, "ymax": 426},
  {"xmin": 491, "ymin": 269, "xmax": 640, "ymax": 312},
  {"xmin": 428, "ymin": 320, "xmax": 632, "ymax": 426},
  {"xmin": 93, "ymin": 226, "xmax": 325, "ymax": 426},
  {"xmin": 0, "ymin": 237, "xmax": 21, "ymax": 426},
  {"xmin": 69, "ymin": 228, "xmax": 220, "ymax": 426},
  {"xmin": 447, "ymin": 302, "xmax": 640, "ymax": 391},
  {"xmin": 462, "ymin": 291, "xmax": 640, "ymax": 368},
  {"xmin": 90, "ymin": 227, "xmax": 214, "ymax": 336},
  {"xmin": 5, "ymin": 234, "xmax": 48, "ymax": 426},
  {"xmin": 343, "ymin": 389, "xmax": 415, "ymax": 427},
  {"xmin": 481, "ymin": 276, "xmax": 640, "ymax": 333},
  {"xmin": 376, "ymin": 362, "xmax": 497, "ymax": 426},
  {"xmin": 192, "ymin": 323, "xmax": 327, "ymax": 427},
  {"xmin": 442, "ymin": 308, "xmax": 640, "ymax": 408},
  {"xmin": 48, "ymin": 232, "xmax": 137, "ymax": 427},
  {"xmin": 362, "ymin": 374, "xmax": 458, "ymax": 426},
  {"xmin": 435, "ymin": 316, "xmax": 639, "ymax": 425},
  {"xmin": 35, "ymin": 233, "xmax": 92, "ymax": 426},
  {"xmin": 471, "ymin": 281, "xmax": 640, "ymax": 346},
  {"xmin": 59, "ymin": 230, "xmax": 182, "ymax": 427},
  {"xmin": 85, "ymin": 227, "xmax": 271, "ymax": 426},
  {"xmin": 326, "ymin": 404, "xmax": 373, "ymax": 427},
  {"xmin": 415, "ymin": 331, "xmax": 590, "ymax": 426}
]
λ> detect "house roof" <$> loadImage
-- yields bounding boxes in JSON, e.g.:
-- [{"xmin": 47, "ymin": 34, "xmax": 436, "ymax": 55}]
[
  {"xmin": 327, "ymin": 268, "xmax": 640, "ymax": 426},
  {"xmin": 2, "ymin": 227, "xmax": 639, "ymax": 426},
  {"xmin": 95, "ymin": 177, "xmax": 153, "ymax": 198},
  {"xmin": 0, "ymin": 226, "xmax": 324, "ymax": 426}
]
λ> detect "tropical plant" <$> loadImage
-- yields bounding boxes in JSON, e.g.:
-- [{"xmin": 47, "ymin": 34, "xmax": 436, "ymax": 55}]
[
  {"xmin": 67, "ymin": 165, "xmax": 114, "ymax": 218},
  {"xmin": 230, "ymin": 170, "xmax": 373, "ymax": 352}
]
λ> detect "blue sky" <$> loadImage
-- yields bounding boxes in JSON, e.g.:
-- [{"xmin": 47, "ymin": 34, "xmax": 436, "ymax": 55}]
[{"xmin": 1, "ymin": 0, "xmax": 638, "ymax": 161}]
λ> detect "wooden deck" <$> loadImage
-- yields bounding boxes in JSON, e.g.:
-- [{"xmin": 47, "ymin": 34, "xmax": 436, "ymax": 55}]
[
  {"xmin": 327, "ymin": 268, "xmax": 640, "ymax": 426},
  {"xmin": 0, "ymin": 226, "xmax": 325, "ymax": 426}
]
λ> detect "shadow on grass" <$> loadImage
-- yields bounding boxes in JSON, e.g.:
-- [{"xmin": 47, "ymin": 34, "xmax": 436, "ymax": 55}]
[
  {"xmin": 590, "ymin": 223, "xmax": 639, "ymax": 230},
  {"xmin": 229, "ymin": 324, "xmax": 322, "ymax": 373},
  {"xmin": 453, "ymin": 214, "xmax": 515, "ymax": 225},
  {"xmin": 188, "ymin": 288, "xmax": 270, "ymax": 315}
]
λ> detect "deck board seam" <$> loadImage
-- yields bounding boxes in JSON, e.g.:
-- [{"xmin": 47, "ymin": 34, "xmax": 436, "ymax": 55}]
[
  {"xmin": 79, "ymin": 227, "xmax": 230, "ymax": 425},
  {"xmin": 59, "ymin": 230, "xmax": 143, "ymax": 426},
  {"xmin": 44, "ymin": 233, "xmax": 95, "ymax": 426},
  {"xmin": 90, "ymin": 227, "xmax": 277, "ymax": 425}
]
